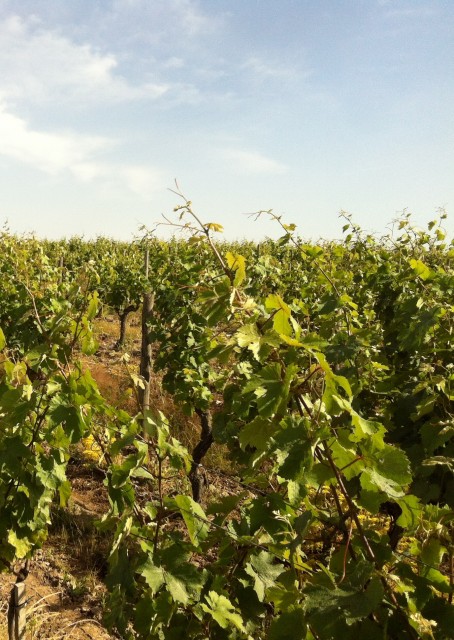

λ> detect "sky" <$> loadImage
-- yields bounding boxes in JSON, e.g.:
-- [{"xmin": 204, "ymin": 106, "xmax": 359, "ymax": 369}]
[{"xmin": 0, "ymin": 0, "xmax": 453, "ymax": 241}]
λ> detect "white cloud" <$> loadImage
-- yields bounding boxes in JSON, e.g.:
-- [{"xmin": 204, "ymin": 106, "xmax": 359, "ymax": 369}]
[
  {"xmin": 0, "ymin": 15, "xmax": 168, "ymax": 105},
  {"xmin": 221, "ymin": 149, "xmax": 287, "ymax": 175},
  {"xmin": 0, "ymin": 103, "xmax": 164, "ymax": 199},
  {"xmin": 0, "ymin": 102, "xmax": 109, "ymax": 173}
]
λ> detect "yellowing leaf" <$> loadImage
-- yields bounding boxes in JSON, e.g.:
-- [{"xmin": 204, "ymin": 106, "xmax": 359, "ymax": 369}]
[
  {"xmin": 409, "ymin": 258, "xmax": 432, "ymax": 281},
  {"xmin": 265, "ymin": 294, "xmax": 292, "ymax": 336},
  {"xmin": 236, "ymin": 323, "xmax": 261, "ymax": 359},
  {"xmin": 8, "ymin": 530, "xmax": 32, "ymax": 558},
  {"xmin": 205, "ymin": 222, "xmax": 224, "ymax": 233},
  {"xmin": 226, "ymin": 251, "xmax": 246, "ymax": 286},
  {"xmin": 279, "ymin": 334, "xmax": 303, "ymax": 347}
]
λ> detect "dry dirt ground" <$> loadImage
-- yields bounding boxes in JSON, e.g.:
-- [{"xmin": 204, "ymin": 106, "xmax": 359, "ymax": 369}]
[
  {"xmin": 0, "ymin": 463, "xmax": 113, "ymax": 640},
  {"xmin": 0, "ymin": 313, "xmax": 231, "ymax": 639}
]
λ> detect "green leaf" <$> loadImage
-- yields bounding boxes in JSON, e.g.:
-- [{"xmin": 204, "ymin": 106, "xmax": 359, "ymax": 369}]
[
  {"xmin": 396, "ymin": 495, "xmax": 422, "ymax": 529},
  {"xmin": 423, "ymin": 596, "xmax": 454, "ymax": 637},
  {"xmin": 81, "ymin": 332, "xmax": 99, "ymax": 355},
  {"xmin": 201, "ymin": 591, "xmax": 246, "ymax": 633},
  {"xmin": 420, "ymin": 537, "xmax": 447, "ymax": 578},
  {"xmin": 110, "ymin": 453, "xmax": 144, "ymax": 488},
  {"xmin": 239, "ymin": 416, "xmax": 277, "ymax": 452},
  {"xmin": 140, "ymin": 558, "xmax": 165, "ymax": 593},
  {"xmin": 86, "ymin": 291, "xmax": 99, "ymax": 320},
  {"xmin": 243, "ymin": 363, "xmax": 296, "ymax": 418},
  {"xmin": 0, "ymin": 327, "xmax": 5, "ymax": 350},
  {"xmin": 268, "ymin": 608, "xmax": 307, "ymax": 640},
  {"xmin": 174, "ymin": 495, "xmax": 209, "ymax": 547},
  {"xmin": 304, "ymin": 574, "xmax": 384, "ymax": 632},
  {"xmin": 49, "ymin": 404, "xmax": 86, "ymax": 443},
  {"xmin": 159, "ymin": 545, "xmax": 207, "ymax": 605},
  {"xmin": 350, "ymin": 412, "xmax": 386, "ymax": 444},
  {"xmin": 360, "ymin": 466, "xmax": 405, "ymax": 500},
  {"xmin": 274, "ymin": 416, "xmax": 313, "ymax": 482},
  {"xmin": 244, "ymin": 551, "xmax": 285, "ymax": 601},
  {"xmin": 58, "ymin": 480, "xmax": 72, "ymax": 507},
  {"xmin": 165, "ymin": 573, "xmax": 193, "ymax": 604},
  {"xmin": 197, "ymin": 277, "xmax": 232, "ymax": 326},
  {"xmin": 206, "ymin": 493, "xmax": 246, "ymax": 517},
  {"xmin": 360, "ymin": 442, "xmax": 412, "ymax": 499}
]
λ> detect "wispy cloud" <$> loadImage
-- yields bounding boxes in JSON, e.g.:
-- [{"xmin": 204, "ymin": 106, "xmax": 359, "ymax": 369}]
[
  {"xmin": 0, "ymin": 103, "xmax": 164, "ymax": 198},
  {"xmin": 221, "ymin": 148, "xmax": 287, "ymax": 175}
]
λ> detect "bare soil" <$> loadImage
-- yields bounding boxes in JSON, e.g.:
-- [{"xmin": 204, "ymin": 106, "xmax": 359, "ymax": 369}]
[{"xmin": 0, "ymin": 463, "xmax": 112, "ymax": 640}]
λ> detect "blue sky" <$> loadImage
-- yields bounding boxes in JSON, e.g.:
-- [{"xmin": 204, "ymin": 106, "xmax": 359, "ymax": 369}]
[{"xmin": 0, "ymin": 0, "xmax": 453, "ymax": 240}]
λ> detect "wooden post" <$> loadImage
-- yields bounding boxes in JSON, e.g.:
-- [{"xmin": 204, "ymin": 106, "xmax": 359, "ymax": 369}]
[
  {"xmin": 8, "ymin": 581, "xmax": 27, "ymax": 640},
  {"xmin": 139, "ymin": 247, "xmax": 154, "ymax": 419},
  {"xmin": 14, "ymin": 582, "xmax": 26, "ymax": 640},
  {"xmin": 140, "ymin": 292, "xmax": 154, "ymax": 414}
]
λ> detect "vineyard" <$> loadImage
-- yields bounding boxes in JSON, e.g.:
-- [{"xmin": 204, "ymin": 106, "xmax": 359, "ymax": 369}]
[{"xmin": 1, "ymin": 199, "xmax": 454, "ymax": 639}]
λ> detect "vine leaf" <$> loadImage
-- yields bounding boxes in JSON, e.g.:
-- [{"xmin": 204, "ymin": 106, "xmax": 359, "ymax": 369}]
[
  {"xmin": 244, "ymin": 551, "xmax": 285, "ymax": 601},
  {"xmin": 226, "ymin": 251, "xmax": 246, "ymax": 287},
  {"xmin": 409, "ymin": 258, "xmax": 433, "ymax": 281},
  {"xmin": 304, "ymin": 575, "xmax": 384, "ymax": 634},
  {"xmin": 201, "ymin": 591, "xmax": 247, "ymax": 634},
  {"xmin": 360, "ymin": 442, "xmax": 412, "ymax": 501},
  {"xmin": 8, "ymin": 530, "xmax": 32, "ymax": 559},
  {"xmin": 174, "ymin": 495, "xmax": 209, "ymax": 547},
  {"xmin": 236, "ymin": 323, "xmax": 262, "ymax": 360},
  {"xmin": 140, "ymin": 557, "xmax": 165, "ymax": 593},
  {"xmin": 268, "ymin": 608, "xmax": 307, "ymax": 640},
  {"xmin": 243, "ymin": 363, "xmax": 296, "ymax": 418},
  {"xmin": 197, "ymin": 277, "xmax": 232, "ymax": 326},
  {"xmin": 265, "ymin": 294, "xmax": 292, "ymax": 336},
  {"xmin": 239, "ymin": 416, "xmax": 276, "ymax": 452},
  {"xmin": 396, "ymin": 495, "xmax": 422, "ymax": 529}
]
